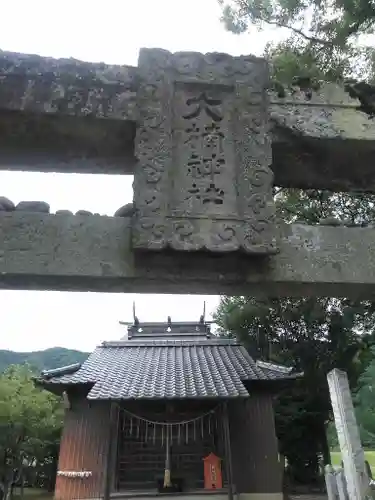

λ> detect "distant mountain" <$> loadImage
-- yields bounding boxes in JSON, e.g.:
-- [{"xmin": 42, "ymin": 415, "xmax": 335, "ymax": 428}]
[{"xmin": 0, "ymin": 347, "xmax": 89, "ymax": 373}]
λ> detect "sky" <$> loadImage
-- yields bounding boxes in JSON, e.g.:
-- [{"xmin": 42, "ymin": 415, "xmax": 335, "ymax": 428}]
[{"xmin": 0, "ymin": 0, "xmax": 287, "ymax": 353}]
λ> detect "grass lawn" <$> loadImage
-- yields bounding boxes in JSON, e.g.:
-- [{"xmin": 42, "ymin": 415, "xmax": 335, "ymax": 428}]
[
  {"xmin": 12, "ymin": 488, "xmax": 52, "ymax": 500},
  {"xmin": 331, "ymin": 450, "xmax": 375, "ymax": 474}
]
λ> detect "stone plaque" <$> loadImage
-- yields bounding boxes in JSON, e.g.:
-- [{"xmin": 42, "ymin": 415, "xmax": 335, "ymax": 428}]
[{"xmin": 132, "ymin": 49, "xmax": 277, "ymax": 254}]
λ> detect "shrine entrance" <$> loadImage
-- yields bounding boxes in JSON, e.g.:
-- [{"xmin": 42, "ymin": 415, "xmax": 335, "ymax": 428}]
[{"xmin": 115, "ymin": 401, "xmax": 224, "ymax": 493}]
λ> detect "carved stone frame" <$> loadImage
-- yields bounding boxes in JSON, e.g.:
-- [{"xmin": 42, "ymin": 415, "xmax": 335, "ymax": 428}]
[{"xmin": 132, "ymin": 49, "xmax": 277, "ymax": 255}]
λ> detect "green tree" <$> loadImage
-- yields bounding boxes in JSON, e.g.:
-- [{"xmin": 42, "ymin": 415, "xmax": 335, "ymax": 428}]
[
  {"xmin": 0, "ymin": 365, "xmax": 63, "ymax": 500},
  {"xmin": 354, "ymin": 347, "xmax": 375, "ymax": 448},
  {"xmin": 216, "ymin": 295, "xmax": 372, "ymax": 482},
  {"xmin": 215, "ymin": 185, "xmax": 375, "ymax": 484},
  {"xmin": 219, "ymin": 0, "xmax": 375, "ymax": 81},
  {"xmin": 219, "ymin": 0, "xmax": 375, "ymax": 48},
  {"xmin": 0, "ymin": 347, "xmax": 88, "ymax": 374}
]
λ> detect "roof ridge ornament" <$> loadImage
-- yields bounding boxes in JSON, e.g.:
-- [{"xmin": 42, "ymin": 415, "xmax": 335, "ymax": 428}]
[
  {"xmin": 133, "ymin": 300, "xmax": 139, "ymax": 326},
  {"xmin": 200, "ymin": 301, "xmax": 206, "ymax": 324},
  {"xmin": 256, "ymin": 360, "xmax": 293, "ymax": 374}
]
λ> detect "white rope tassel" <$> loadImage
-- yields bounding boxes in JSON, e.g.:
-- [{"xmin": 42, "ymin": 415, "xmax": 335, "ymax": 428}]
[{"xmin": 57, "ymin": 471, "xmax": 92, "ymax": 478}]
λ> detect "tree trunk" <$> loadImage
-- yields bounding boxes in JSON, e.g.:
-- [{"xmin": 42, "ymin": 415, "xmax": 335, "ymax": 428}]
[
  {"xmin": 20, "ymin": 471, "xmax": 24, "ymax": 500},
  {"xmin": 47, "ymin": 453, "xmax": 58, "ymax": 492},
  {"xmin": 4, "ymin": 480, "xmax": 12, "ymax": 500}
]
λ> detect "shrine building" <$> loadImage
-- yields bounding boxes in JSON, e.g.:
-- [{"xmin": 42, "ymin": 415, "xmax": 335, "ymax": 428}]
[{"xmin": 36, "ymin": 316, "xmax": 302, "ymax": 500}]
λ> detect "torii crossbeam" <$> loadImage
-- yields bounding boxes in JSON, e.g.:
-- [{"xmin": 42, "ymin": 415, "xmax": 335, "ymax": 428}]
[{"xmin": 0, "ymin": 48, "xmax": 375, "ymax": 297}]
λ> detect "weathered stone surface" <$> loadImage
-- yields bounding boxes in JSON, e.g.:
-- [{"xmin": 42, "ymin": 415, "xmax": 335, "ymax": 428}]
[
  {"xmin": 75, "ymin": 210, "xmax": 92, "ymax": 216},
  {"xmin": 0, "ymin": 110, "xmax": 136, "ymax": 174},
  {"xmin": 133, "ymin": 49, "xmax": 276, "ymax": 255},
  {"xmin": 269, "ymin": 83, "xmax": 375, "ymax": 141},
  {"xmin": 319, "ymin": 217, "xmax": 342, "ymax": 226},
  {"xmin": 0, "ymin": 196, "xmax": 15, "ymax": 211},
  {"xmin": 114, "ymin": 203, "xmax": 134, "ymax": 217},
  {"xmin": 0, "ymin": 212, "xmax": 375, "ymax": 297},
  {"xmin": 55, "ymin": 210, "xmax": 74, "ymax": 215},
  {"xmin": 0, "ymin": 50, "xmax": 138, "ymax": 119},
  {"xmin": 1, "ymin": 50, "xmax": 375, "ymax": 193},
  {"xmin": 15, "ymin": 201, "xmax": 50, "ymax": 213},
  {"xmin": 270, "ymin": 83, "xmax": 375, "ymax": 192}
]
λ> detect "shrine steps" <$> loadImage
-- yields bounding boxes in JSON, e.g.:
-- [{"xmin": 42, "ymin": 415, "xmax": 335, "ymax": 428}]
[{"xmin": 109, "ymin": 491, "xmax": 229, "ymax": 500}]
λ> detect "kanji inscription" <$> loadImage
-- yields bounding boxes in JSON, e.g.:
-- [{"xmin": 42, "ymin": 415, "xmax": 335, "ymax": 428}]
[
  {"xmin": 172, "ymin": 87, "xmax": 236, "ymax": 218},
  {"xmin": 132, "ymin": 49, "xmax": 277, "ymax": 254}
]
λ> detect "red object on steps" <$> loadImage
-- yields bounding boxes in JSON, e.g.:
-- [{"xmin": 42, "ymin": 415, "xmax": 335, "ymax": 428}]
[{"xmin": 203, "ymin": 452, "xmax": 223, "ymax": 490}]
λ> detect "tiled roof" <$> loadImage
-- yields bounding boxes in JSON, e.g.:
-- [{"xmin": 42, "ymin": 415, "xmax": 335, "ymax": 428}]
[
  {"xmin": 255, "ymin": 360, "xmax": 302, "ymax": 380},
  {"xmin": 41, "ymin": 363, "xmax": 81, "ymax": 379},
  {"xmin": 40, "ymin": 338, "xmax": 300, "ymax": 400}
]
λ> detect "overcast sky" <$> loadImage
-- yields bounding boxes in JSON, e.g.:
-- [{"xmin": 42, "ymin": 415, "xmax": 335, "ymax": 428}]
[{"xmin": 0, "ymin": 0, "xmax": 287, "ymax": 353}]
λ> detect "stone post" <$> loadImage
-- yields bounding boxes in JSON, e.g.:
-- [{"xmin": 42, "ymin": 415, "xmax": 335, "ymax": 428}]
[
  {"xmin": 325, "ymin": 465, "xmax": 339, "ymax": 500},
  {"xmin": 336, "ymin": 470, "xmax": 349, "ymax": 500},
  {"xmin": 327, "ymin": 368, "xmax": 369, "ymax": 500}
]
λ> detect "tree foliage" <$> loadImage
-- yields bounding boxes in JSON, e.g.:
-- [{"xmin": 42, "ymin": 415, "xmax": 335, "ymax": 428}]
[
  {"xmin": 219, "ymin": 0, "xmax": 375, "ymax": 46},
  {"xmin": 354, "ymin": 348, "xmax": 375, "ymax": 449},
  {"xmin": 219, "ymin": 0, "xmax": 375, "ymax": 81},
  {"xmin": 215, "ymin": 295, "xmax": 374, "ymax": 481},
  {"xmin": 0, "ymin": 365, "xmax": 63, "ymax": 500},
  {"xmin": 215, "ymin": 184, "xmax": 375, "ymax": 484},
  {"xmin": 0, "ymin": 348, "xmax": 88, "ymax": 374}
]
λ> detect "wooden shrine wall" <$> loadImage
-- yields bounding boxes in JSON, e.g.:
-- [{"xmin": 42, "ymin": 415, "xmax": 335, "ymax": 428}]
[
  {"xmin": 228, "ymin": 393, "xmax": 283, "ymax": 496},
  {"xmin": 53, "ymin": 395, "xmax": 282, "ymax": 498},
  {"xmin": 55, "ymin": 395, "xmax": 113, "ymax": 500}
]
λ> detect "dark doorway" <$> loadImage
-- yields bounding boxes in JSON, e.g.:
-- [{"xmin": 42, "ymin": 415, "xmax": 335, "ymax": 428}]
[{"xmin": 115, "ymin": 401, "xmax": 225, "ymax": 492}]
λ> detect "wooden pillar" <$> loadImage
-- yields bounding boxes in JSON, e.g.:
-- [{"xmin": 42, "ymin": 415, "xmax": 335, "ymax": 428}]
[
  {"xmin": 228, "ymin": 395, "xmax": 283, "ymax": 500},
  {"xmin": 54, "ymin": 397, "xmax": 113, "ymax": 500},
  {"xmin": 104, "ymin": 402, "xmax": 118, "ymax": 500},
  {"xmin": 222, "ymin": 402, "xmax": 234, "ymax": 500}
]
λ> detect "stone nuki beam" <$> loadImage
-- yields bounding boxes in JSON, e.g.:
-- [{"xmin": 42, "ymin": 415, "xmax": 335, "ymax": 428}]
[
  {"xmin": 0, "ymin": 212, "xmax": 374, "ymax": 298},
  {"xmin": 0, "ymin": 50, "xmax": 138, "ymax": 174},
  {"xmin": 1, "ymin": 49, "xmax": 375, "ymax": 192},
  {"xmin": 270, "ymin": 86, "xmax": 375, "ymax": 192}
]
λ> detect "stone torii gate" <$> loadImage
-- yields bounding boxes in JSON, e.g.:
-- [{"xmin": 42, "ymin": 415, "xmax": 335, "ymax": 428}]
[
  {"xmin": 0, "ymin": 47, "xmax": 375, "ymax": 297},
  {"xmin": 3, "ymin": 45, "xmax": 375, "ymax": 500}
]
